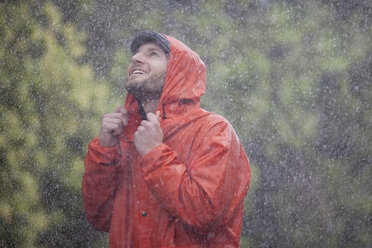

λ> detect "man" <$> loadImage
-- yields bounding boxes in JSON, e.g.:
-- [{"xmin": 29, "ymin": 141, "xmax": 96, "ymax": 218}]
[{"xmin": 82, "ymin": 31, "xmax": 251, "ymax": 248}]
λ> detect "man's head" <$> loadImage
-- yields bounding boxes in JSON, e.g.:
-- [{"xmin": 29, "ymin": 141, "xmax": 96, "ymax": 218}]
[{"xmin": 125, "ymin": 31, "xmax": 170, "ymax": 102}]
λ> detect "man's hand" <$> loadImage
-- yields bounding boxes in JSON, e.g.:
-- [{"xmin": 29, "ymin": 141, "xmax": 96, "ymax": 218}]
[
  {"xmin": 99, "ymin": 106, "xmax": 128, "ymax": 147},
  {"xmin": 134, "ymin": 111, "xmax": 163, "ymax": 156}
]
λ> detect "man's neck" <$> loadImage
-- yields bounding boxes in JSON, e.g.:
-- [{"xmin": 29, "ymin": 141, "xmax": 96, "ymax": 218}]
[{"xmin": 142, "ymin": 99, "xmax": 159, "ymax": 114}]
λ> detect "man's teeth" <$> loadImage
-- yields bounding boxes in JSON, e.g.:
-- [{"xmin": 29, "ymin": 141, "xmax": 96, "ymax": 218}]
[{"xmin": 133, "ymin": 70, "xmax": 144, "ymax": 75}]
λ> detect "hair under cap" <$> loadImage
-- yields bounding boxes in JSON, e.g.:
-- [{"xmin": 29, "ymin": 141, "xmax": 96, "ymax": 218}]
[{"xmin": 130, "ymin": 31, "xmax": 170, "ymax": 55}]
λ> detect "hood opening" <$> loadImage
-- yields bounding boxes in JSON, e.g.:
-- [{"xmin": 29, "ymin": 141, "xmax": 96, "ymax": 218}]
[{"xmin": 124, "ymin": 34, "xmax": 206, "ymax": 122}]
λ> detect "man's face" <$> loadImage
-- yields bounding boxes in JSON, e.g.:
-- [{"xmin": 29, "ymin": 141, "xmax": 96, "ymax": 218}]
[{"xmin": 125, "ymin": 42, "xmax": 168, "ymax": 101}]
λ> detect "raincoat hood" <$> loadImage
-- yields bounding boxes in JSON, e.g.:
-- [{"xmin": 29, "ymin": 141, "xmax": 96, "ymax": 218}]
[{"xmin": 124, "ymin": 34, "xmax": 206, "ymax": 119}]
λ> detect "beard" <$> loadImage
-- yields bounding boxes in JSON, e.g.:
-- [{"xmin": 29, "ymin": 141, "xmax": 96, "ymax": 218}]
[{"xmin": 125, "ymin": 72, "xmax": 166, "ymax": 102}]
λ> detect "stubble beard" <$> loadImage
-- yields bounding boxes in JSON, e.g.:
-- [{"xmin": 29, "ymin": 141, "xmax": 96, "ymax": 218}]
[{"xmin": 125, "ymin": 72, "xmax": 166, "ymax": 103}]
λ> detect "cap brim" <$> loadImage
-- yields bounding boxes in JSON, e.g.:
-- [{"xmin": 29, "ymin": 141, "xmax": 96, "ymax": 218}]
[{"xmin": 130, "ymin": 31, "xmax": 170, "ymax": 55}]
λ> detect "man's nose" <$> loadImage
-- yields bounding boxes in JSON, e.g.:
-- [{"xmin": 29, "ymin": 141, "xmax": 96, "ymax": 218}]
[{"xmin": 131, "ymin": 52, "xmax": 144, "ymax": 64}]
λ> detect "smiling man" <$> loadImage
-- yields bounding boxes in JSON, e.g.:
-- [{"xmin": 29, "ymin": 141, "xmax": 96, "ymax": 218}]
[
  {"xmin": 125, "ymin": 41, "xmax": 168, "ymax": 114},
  {"xmin": 82, "ymin": 31, "xmax": 251, "ymax": 248}
]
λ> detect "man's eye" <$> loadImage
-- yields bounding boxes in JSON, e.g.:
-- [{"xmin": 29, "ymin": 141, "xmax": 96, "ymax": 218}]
[{"xmin": 150, "ymin": 52, "xmax": 158, "ymax": 56}]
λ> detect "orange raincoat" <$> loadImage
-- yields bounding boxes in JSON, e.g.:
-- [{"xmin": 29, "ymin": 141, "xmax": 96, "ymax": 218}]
[{"xmin": 82, "ymin": 35, "xmax": 251, "ymax": 247}]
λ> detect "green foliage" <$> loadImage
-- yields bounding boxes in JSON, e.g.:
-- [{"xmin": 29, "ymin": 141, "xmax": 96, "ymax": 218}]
[
  {"xmin": 1, "ymin": 0, "xmax": 371, "ymax": 247},
  {"xmin": 0, "ymin": 1, "xmax": 112, "ymax": 247}
]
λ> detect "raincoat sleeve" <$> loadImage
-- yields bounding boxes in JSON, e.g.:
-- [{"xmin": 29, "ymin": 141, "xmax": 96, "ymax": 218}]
[
  {"xmin": 82, "ymin": 137, "xmax": 122, "ymax": 232},
  {"xmin": 141, "ymin": 120, "xmax": 251, "ymax": 233}
]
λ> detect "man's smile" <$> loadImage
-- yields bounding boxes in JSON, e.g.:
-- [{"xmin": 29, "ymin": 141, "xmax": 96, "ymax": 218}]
[{"xmin": 132, "ymin": 69, "xmax": 146, "ymax": 75}]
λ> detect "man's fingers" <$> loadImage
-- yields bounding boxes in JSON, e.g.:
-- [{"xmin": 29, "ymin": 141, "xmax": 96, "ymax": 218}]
[
  {"xmin": 99, "ymin": 106, "xmax": 128, "ymax": 147},
  {"xmin": 136, "ymin": 126, "xmax": 145, "ymax": 133},
  {"xmin": 103, "ymin": 116, "xmax": 123, "ymax": 128},
  {"xmin": 146, "ymin": 112, "xmax": 160, "ymax": 124},
  {"xmin": 118, "ymin": 107, "xmax": 128, "ymax": 119},
  {"xmin": 104, "ymin": 118, "xmax": 122, "ymax": 125},
  {"xmin": 103, "ymin": 123, "xmax": 121, "ymax": 135},
  {"xmin": 113, "ymin": 106, "xmax": 128, "ymax": 126},
  {"xmin": 104, "ymin": 113, "xmax": 128, "ymax": 126},
  {"xmin": 103, "ymin": 113, "xmax": 125, "ymax": 119},
  {"xmin": 141, "ymin": 120, "xmax": 149, "ymax": 126},
  {"xmin": 114, "ymin": 106, "xmax": 127, "ymax": 114}
]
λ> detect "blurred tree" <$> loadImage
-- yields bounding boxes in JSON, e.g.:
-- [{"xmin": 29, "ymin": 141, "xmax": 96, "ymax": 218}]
[
  {"xmin": 0, "ymin": 1, "xmax": 115, "ymax": 247},
  {"xmin": 193, "ymin": 1, "xmax": 371, "ymax": 247},
  {"xmin": 1, "ymin": 0, "xmax": 371, "ymax": 247}
]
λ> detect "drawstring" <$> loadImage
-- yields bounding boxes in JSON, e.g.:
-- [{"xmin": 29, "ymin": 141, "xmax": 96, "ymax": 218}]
[
  {"xmin": 162, "ymin": 103, "xmax": 167, "ymax": 119},
  {"xmin": 136, "ymin": 99, "xmax": 147, "ymax": 120},
  {"xmin": 136, "ymin": 99, "xmax": 167, "ymax": 120}
]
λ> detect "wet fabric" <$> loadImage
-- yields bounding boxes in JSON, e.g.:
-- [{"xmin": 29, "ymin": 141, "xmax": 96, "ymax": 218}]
[{"xmin": 82, "ymin": 34, "xmax": 251, "ymax": 248}]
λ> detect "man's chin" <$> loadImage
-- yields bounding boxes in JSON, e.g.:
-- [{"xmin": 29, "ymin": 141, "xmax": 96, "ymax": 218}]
[
  {"xmin": 125, "ymin": 80, "xmax": 143, "ymax": 92},
  {"xmin": 125, "ymin": 83, "xmax": 144, "ymax": 98},
  {"xmin": 125, "ymin": 75, "xmax": 165, "ymax": 101}
]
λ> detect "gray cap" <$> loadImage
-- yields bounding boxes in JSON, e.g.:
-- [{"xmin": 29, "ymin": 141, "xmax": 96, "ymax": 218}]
[{"xmin": 130, "ymin": 31, "xmax": 170, "ymax": 55}]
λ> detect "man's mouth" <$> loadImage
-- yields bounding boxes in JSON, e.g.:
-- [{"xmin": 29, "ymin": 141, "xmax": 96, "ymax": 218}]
[{"xmin": 132, "ymin": 69, "xmax": 145, "ymax": 75}]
